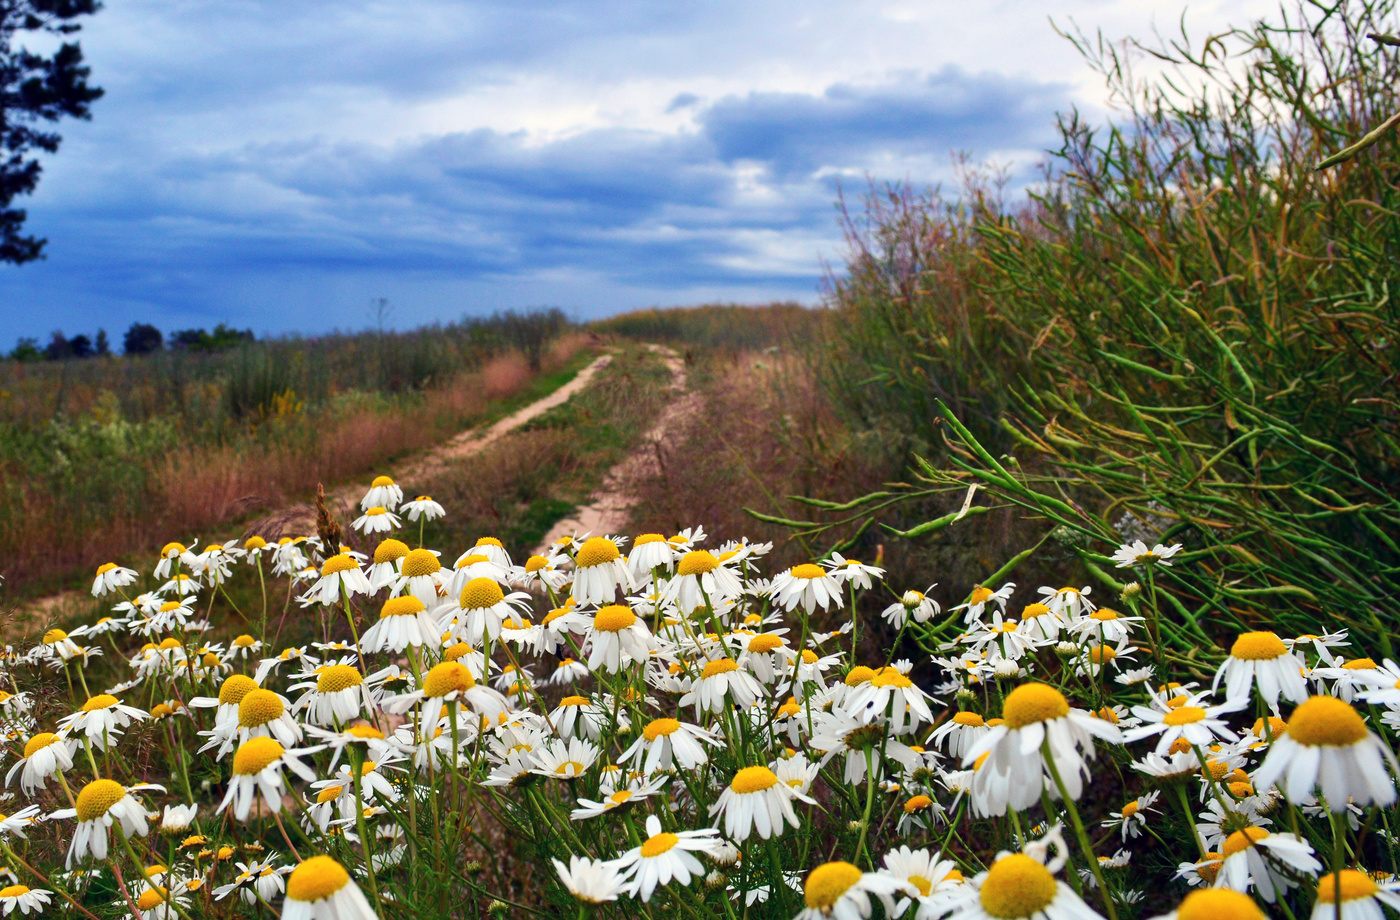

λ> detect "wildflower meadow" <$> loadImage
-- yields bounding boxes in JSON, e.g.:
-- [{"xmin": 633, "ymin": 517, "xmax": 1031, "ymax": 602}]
[{"xmin": 0, "ymin": 463, "xmax": 1392, "ymax": 920}]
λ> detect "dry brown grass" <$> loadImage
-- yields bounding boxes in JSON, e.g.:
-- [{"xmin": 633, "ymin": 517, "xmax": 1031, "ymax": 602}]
[
  {"xmin": 624, "ymin": 348, "xmax": 1062, "ymax": 647},
  {"xmin": 5, "ymin": 340, "xmax": 587, "ymax": 593}
]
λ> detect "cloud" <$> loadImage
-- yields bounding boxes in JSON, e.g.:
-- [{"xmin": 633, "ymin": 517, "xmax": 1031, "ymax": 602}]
[{"xmin": 0, "ymin": 0, "xmax": 1280, "ymax": 344}]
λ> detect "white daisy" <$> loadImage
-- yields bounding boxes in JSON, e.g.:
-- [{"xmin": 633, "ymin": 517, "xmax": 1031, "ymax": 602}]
[
  {"xmin": 283, "ymin": 856, "xmax": 378, "ymax": 920},
  {"xmin": 306, "ymin": 555, "xmax": 372, "ymax": 607},
  {"xmin": 1109, "ymin": 540, "xmax": 1183, "ymax": 568},
  {"xmin": 1123, "ymin": 693, "xmax": 1243, "ymax": 755},
  {"xmin": 1252, "ymin": 695, "xmax": 1398, "ymax": 810},
  {"xmin": 401, "ymin": 495, "xmax": 445, "ymax": 522},
  {"xmin": 709, "ymin": 765, "xmax": 812, "ymax": 842},
  {"xmin": 360, "ymin": 475, "xmax": 403, "ymax": 511},
  {"xmin": 56, "ymin": 694, "xmax": 149, "ymax": 752},
  {"xmin": 769, "ymin": 563, "xmax": 845, "ymax": 615},
  {"xmin": 570, "ymin": 536, "xmax": 634, "ymax": 606},
  {"xmin": 794, "ymin": 860, "xmax": 911, "ymax": 919},
  {"xmin": 350, "ymin": 506, "xmax": 400, "ymax": 535},
  {"xmin": 938, "ymin": 828, "xmax": 1101, "ymax": 920},
  {"xmin": 552, "ymin": 855, "xmax": 628, "ymax": 904},
  {"xmin": 51, "ymin": 779, "xmax": 163, "ymax": 868},
  {"xmin": 1309, "ymin": 870, "xmax": 1400, "ymax": 920},
  {"xmin": 1212, "ymin": 630, "xmax": 1309, "ymax": 709},
  {"xmin": 6, "ymin": 732, "xmax": 75, "ymax": 795},
  {"xmin": 90, "ymin": 563, "xmax": 138, "ymax": 598},
  {"xmin": 964, "ymin": 682, "xmax": 1122, "ymax": 817},
  {"xmin": 620, "ymin": 717, "xmax": 719, "ymax": 774},
  {"xmin": 585, "ymin": 605, "xmax": 654, "ymax": 673},
  {"xmin": 1215, "ymin": 826, "xmax": 1320, "ymax": 903},
  {"xmin": 612, "ymin": 814, "xmax": 725, "ymax": 901},
  {"xmin": 216, "ymin": 738, "xmax": 319, "ymax": 822},
  {"xmin": 680, "ymin": 657, "xmax": 763, "ymax": 717},
  {"xmin": 360, "ymin": 595, "xmax": 439, "ymax": 654},
  {"xmin": 0, "ymin": 884, "xmax": 52, "ymax": 916},
  {"xmin": 628, "ymin": 533, "xmax": 677, "ymax": 581}
]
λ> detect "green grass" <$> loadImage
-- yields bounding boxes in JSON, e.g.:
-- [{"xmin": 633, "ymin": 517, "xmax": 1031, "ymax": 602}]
[{"xmin": 808, "ymin": 0, "xmax": 1400, "ymax": 645}]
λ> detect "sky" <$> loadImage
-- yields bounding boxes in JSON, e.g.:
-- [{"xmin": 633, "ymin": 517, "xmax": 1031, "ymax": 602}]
[{"xmin": 0, "ymin": 0, "xmax": 1281, "ymax": 346}]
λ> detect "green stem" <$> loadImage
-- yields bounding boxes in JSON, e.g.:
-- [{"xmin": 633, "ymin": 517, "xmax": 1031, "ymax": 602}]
[{"xmin": 1041, "ymin": 737, "xmax": 1117, "ymax": 920}]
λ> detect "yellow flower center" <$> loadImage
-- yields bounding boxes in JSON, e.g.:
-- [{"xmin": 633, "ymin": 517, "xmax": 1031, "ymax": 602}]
[
  {"xmin": 1229, "ymin": 631, "xmax": 1287, "ymax": 661},
  {"xmin": 23, "ymin": 732, "xmax": 57, "ymax": 757},
  {"xmin": 608, "ymin": 790, "xmax": 633, "ymax": 806},
  {"xmin": 1343, "ymin": 658, "xmax": 1379, "ymax": 670},
  {"xmin": 0, "ymin": 886, "xmax": 30, "ymax": 898},
  {"xmin": 1221, "ymin": 826, "xmax": 1270, "ymax": 858},
  {"xmin": 316, "ymin": 665, "xmax": 363, "ymax": 694},
  {"xmin": 422, "ymin": 662, "xmax": 475, "ymax": 698},
  {"xmin": 730, "ymin": 765, "xmax": 778, "ymax": 794},
  {"xmin": 1252, "ymin": 716, "xmax": 1286, "ymax": 738},
  {"xmin": 400, "ymin": 548, "xmax": 441, "ymax": 578},
  {"xmin": 640, "ymin": 832, "xmax": 680, "ymax": 858},
  {"xmin": 675, "ymin": 550, "xmax": 720, "ymax": 577},
  {"xmin": 245, "ymin": 536, "xmax": 266, "ymax": 550},
  {"xmin": 635, "ymin": 533, "xmax": 665, "ymax": 545},
  {"xmin": 844, "ymin": 666, "xmax": 876, "ymax": 687},
  {"xmin": 790, "ymin": 563, "xmax": 826, "ymax": 580},
  {"xmin": 136, "ymin": 888, "xmax": 169, "ymax": 910},
  {"xmin": 316, "ymin": 785, "xmax": 345, "ymax": 803},
  {"xmin": 320, "ymin": 554, "xmax": 358, "ymax": 576},
  {"xmin": 1163, "ymin": 706, "xmax": 1207, "ymax": 726},
  {"xmin": 365, "ymin": 506, "xmax": 388, "ymax": 517},
  {"xmin": 1001, "ymin": 684, "xmax": 1070, "ymax": 730},
  {"xmin": 444, "ymin": 643, "xmax": 473, "ymax": 662},
  {"xmin": 371, "ymin": 475, "xmax": 395, "ymax": 487},
  {"xmin": 380, "ymin": 596, "xmax": 426, "ymax": 619},
  {"xmin": 871, "ymin": 667, "xmax": 913, "ymax": 688},
  {"xmin": 979, "ymin": 854, "xmax": 1058, "ymax": 919},
  {"xmin": 576, "ymin": 537, "xmax": 621, "ymax": 568},
  {"xmin": 457, "ymin": 554, "xmax": 489, "ymax": 568},
  {"xmin": 459, "ymin": 577, "xmax": 504, "ymax": 610},
  {"xmin": 748, "ymin": 634, "xmax": 784, "ymax": 653},
  {"xmin": 238, "ymin": 689, "xmax": 285, "ymax": 728},
  {"xmin": 218, "ymin": 675, "xmax": 259, "ymax": 707},
  {"xmin": 232, "ymin": 738, "xmax": 285, "ymax": 775},
  {"xmin": 969, "ymin": 586, "xmax": 993, "ymax": 604},
  {"xmin": 1316, "ymin": 869, "xmax": 1379, "ymax": 904},
  {"xmin": 1089, "ymin": 608, "xmax": 1120, "ymax": 621},
  {"xmin": 801, "ymin": 649, "xmax": 819, "ymax": 665},
  {"xmin": 43, "ymin": 629, "xmax": 68, "ymax": 643},
  {"xmin": 233, "ymin": 634, "xmax": 257, "ymax": 648},
  {"xmin": 151, "ymin": 704, "xmax": 173, "ymax": 719},
  {"xmin": 1175, "ymin": 888, "xmax": 1263, "ymax": 920},
  {"xmin": 1021, "ymin": 603, "xmax": 1049, "ymax": 619},
  {"xmin": 908, "ymin": 874, "xmax": 933, "ymax": 897},
  {"xmin": 1288, "ymin": 695, "xmax": 1367, "ymax": 746},
  {"xmin": 803, "ymin": 861, "xmax": 862, "ymax": 909},
  {"xmin": 644, "ymin": 718, "xmax": 680, "ymax": 741},
  {"xmin": 903, "ymin": 794, "xmax": 932, "ymax": 814},
  {"xmin": 158, "ymin": 637, "xmax": 182, "ymax": 650},
  {"xmin": 287, "ymin": 856, "xmax": 351, "ymax": 902},
  {"xmin": 952, "ymin": 711, "xmax": 985, "ymax": 727},
  {"xmin": 524, "ymin": 555, "xmax": 548, "ymax": 573},
  {"xmin": 347, "ymin": 725, "xmax": 383, "ymax": 740},
  {"xmin": 75, "ymin": 779, "xmax": 127, "ymax": 822},
  {"xmin": 159, "ymin": 602, "xmax": 182, "ymax": 615},
  {"xmin": 160, "ymin": 542, "xmax": 186, "ymax": 557},
  {"xmin": 702, "ymin": 659, "xmax": 739, "ymax": 679},
  {"xmin": 559, "ymin": 695, "xmax": 590, "ymax": 707},
  {"xmin": 373, "ymin": 539, "xmax": 409, "ymax": 564},
  {"xmin": 95, "ymin": 562, "xmax": 118, "ymax": 576},
  {"xmin": 593, "ymin": 605, "xmax": 637, "ymax": 632},
  {"xmin": 81, "ymin": 694, "xmax": 119, "ymax": 712}
]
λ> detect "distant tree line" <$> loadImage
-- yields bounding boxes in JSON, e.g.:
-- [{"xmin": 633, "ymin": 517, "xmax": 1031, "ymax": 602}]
[{"xmin": 7, "ymin": 322, "xmax": 255, "ymax": 361}]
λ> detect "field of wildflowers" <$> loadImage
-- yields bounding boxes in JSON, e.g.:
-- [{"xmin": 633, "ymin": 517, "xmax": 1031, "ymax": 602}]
[{"xmin": 0, "ymin": 466, "xmax": 1392, "ymax": 920}]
